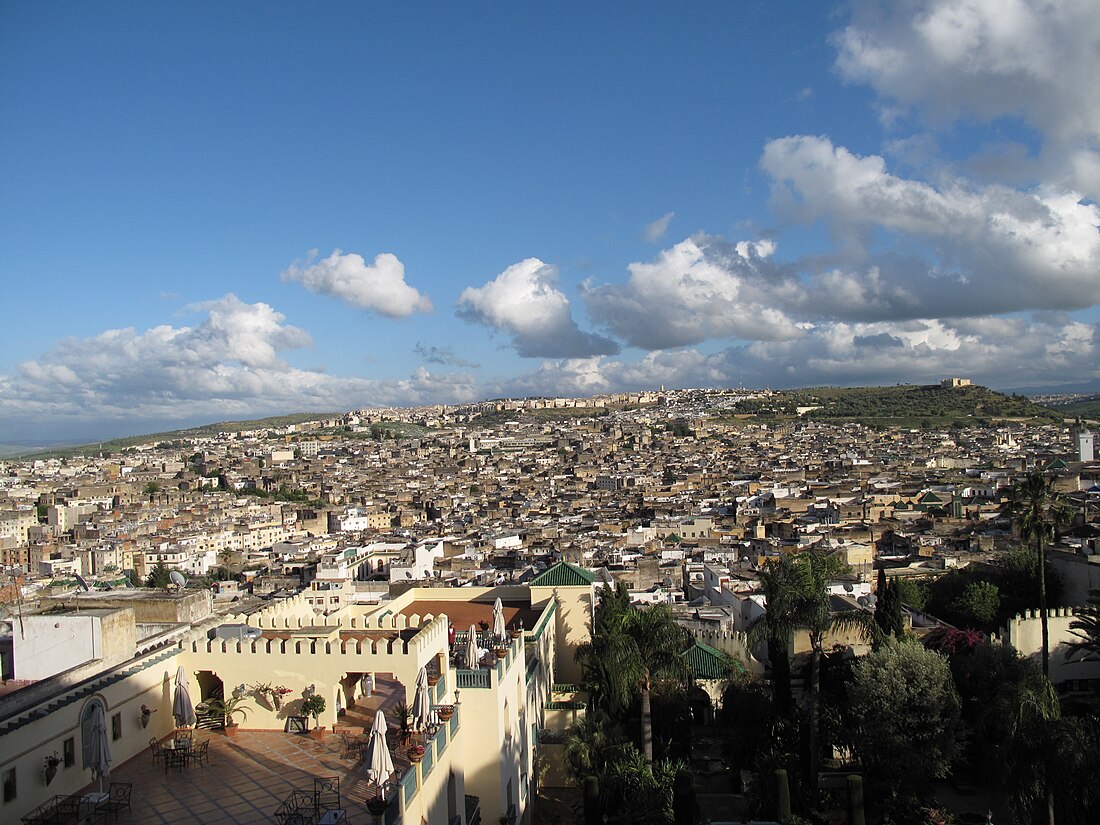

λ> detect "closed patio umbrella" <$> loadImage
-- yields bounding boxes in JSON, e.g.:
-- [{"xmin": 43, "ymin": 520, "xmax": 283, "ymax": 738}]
[
  {"xmin": 172, "ymin": 666, "xmax": 196, "ymax": 727},
  {"xmin": 492, "ymin": 597, "xmax": 506, "ymax": 642},
  {"xmin": 465, "ymin": 624, "xmax": 478, "ymax": 668},
  {"xmin": 364, "ymin": 710, "xmax": 394, "ymax": 787},
  {"xmin": 411, "ymin": 667, "xmax": 431, "ymax": 731},
  {"xmin": 89, "ymin": 704, "xmax": 111, "ymax": 793}
]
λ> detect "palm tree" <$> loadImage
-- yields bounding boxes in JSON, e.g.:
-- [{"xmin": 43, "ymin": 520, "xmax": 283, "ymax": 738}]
[
  {"xmin": 576, "ymin": 597, "xmax": 690, "ymax": 764},
  {"xmin": 1006, "ymin": 472, "xmax": 1072, "ymax": 677},
  {"xmin": 1066, "ymin": 588, "xmax": 1100, "ymax": 662},
  {"xmin": 748, "ymin": 554, "xmax": 803, "ymax": 716},
  {"xmin": 751, "ymin": 551, "xmax": 879, "ymax": 790}
]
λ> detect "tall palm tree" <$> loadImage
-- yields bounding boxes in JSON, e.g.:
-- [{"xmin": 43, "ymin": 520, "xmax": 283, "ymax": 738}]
[
  {"xmin": 577, "ymin": 598, "xmax": 689, "ymax": 764},
  {"xmin": 1007, "ymin": 472, "xmax": 1072, "ymax": 677},
  {"xmin": 748, "ymin": 554, "xmax": 804, "ymax": 716},
  {"xmin": 751, "ymin": 551, "xmax": 879, "ymax": 790}
]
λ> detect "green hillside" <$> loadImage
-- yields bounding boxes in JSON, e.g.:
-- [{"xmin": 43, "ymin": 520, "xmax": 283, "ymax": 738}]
[
  {"xmin": 12, "ymin": 412, "xmax": 341, "ymax": 460},
  {"xmin": 1044, "ymin": 394, "xmax": 1100, "ymax": 420},
  {"xmin": 730, "ymin": 384, "xmax": 1062, "ymax": 427}
]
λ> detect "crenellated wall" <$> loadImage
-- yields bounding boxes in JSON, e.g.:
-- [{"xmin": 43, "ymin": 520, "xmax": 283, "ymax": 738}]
[{"xmin": 997, "ymin": 607, "xmax": 1100, "ymax": 686}]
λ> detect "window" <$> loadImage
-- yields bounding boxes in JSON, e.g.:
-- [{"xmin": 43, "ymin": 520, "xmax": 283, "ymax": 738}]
[
  {"xmin": 111, "ymin": 713, "xmax": 122, "ymax": 740},
  {"xmin": 2, "ymin": 768, "xmax": 14, "ymax": 803},
  {"xmin": 63, "ymin": 737, "xmax": 75, "ymax": 767}
]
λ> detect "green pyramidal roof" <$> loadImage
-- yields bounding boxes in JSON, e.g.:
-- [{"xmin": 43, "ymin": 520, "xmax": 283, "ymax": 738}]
[
  {"xmin": 682, "ymin": 640, "xmax": 744, "ymax": 680},
  {"xmin": 531, "ymin": 561, "xmax": 596, "ymax": 587}
]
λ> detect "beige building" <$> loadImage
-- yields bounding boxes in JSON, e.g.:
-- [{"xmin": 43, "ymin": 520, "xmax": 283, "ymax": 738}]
[{"xmin": 0, "ymin": 562, "xmax": 597, "ymax": 825}]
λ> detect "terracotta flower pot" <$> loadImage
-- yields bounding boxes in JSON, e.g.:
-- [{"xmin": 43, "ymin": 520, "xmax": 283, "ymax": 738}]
[
  {"xmin": 407, "ymin": 747, "xmax": 424, "ymax": 763},
  {"xmin": 308, "ymin": 726, "xmax": 326, "ymax": 741},
  {"xmin": 494, "ymin": 647, "xmax": 507, "ymax": 659},
  {"xmin": 44, "ymin": 763, "xmax": 58, "ymax": 785},
  {"xmin": 427, "ymin": 674, "xmax": 440, "ymax": 687},
  {"xmin": 225, "ymin": 723, "xmax": 240, "ymax": 738},
  {"xmin": 437, "ymin": 707, "xmax": 454, "ymax": 721}
]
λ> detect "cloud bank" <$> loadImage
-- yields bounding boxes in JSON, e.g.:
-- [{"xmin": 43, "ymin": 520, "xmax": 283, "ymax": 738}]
[{"xmin": 1, "ymin": 294, "xmax": 474, "ymax": 441}]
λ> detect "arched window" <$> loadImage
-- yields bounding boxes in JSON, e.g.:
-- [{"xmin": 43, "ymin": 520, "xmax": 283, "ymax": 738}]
[{"xmin": 80, "ymin": 699, "xmax": 106, "ymax": 770}]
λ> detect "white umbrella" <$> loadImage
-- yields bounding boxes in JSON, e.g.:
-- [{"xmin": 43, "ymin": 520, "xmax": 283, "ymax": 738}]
[
  {"xmin": 364, "ymin": 710, "xmax": 394, "ymax": 787},
  {"xmin": 89, "ymin": 704, "xmax": 111, "ymax": 793},
  {"xmin": 492, "ymin": 597, "xmax": 506, "ymax": 642},
  {"xmin": 464, "ymin": 624, "xmax": 479, "ymax": 668},
  {"xmin": 411, "ymin": 667, "xmax": 431, "ymax": 731},
  {"xmin": 172, "ymin": 666, "xmax": 196, "ymax": 727}
]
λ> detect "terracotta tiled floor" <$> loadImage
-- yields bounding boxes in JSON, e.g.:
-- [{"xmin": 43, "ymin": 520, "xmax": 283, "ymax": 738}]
[{"xmin": 92, "ymin": 680, "xmax": 412, "ymax": 824}]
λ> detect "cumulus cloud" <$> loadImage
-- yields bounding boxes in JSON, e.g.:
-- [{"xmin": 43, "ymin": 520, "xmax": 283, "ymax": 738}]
[
  {"xmin": 583, "ymin": 236, "xmax": 804, "ymax": 350},
  {"xmin": 456, "ymin": 258, "xmax": 619, "ymax": 358},
  {"xmin": 282, "ymin": 249, "xmax": 433, "ymax": 317},
  {"xmin": 761, "ymin": 135, "xmax": 1100, "ymax": 318},
  {"xmin": 413, "ymin": 342, "xmax": 480, "ymax": 368},
  {"xmin": 833, "ymin": 0, "xmax": 1100, "ymax": 196},
  {"xmin": 496, "ymin": 317, "xmax": 1098, "ymax": 398},
  {"xmin": 1, "ymin": 294, "xmax": 475, "ymax": 441},
  {"xmin": 643, "ymin": 211, "xmax": 675, "ymax": 242}
]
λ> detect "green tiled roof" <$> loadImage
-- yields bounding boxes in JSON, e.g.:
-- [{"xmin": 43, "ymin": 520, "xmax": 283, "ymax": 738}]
[
  {"xmin": 531, "ymin": 561, "xmax": 596, "ymax": 587},
  {"xmin": 682, "ymin": 641, "xmax": 743, "ymax": 681}
]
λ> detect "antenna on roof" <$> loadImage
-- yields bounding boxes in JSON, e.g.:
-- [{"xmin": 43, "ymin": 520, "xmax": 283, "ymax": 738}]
[
  {"xmin": 74, "ymin": 574, "xmax": 91, "ymax": 592},
  {"xmin": 169, "ymin": 571, "xmax": 187, "ymax": 590}
]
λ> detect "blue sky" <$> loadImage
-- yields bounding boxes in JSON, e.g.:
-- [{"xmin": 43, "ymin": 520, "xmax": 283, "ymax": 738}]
[{"xmin": 2, "ymin": 1, "xmax": 1099, "ymax": 444}]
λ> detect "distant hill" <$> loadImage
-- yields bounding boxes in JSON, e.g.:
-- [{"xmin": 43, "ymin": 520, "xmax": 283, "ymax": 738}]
[
  {"xmin": 9, "ymin": 412, "xmax": 341, "ymax": 460},
  {"xmin": 729, "ymin": 384, "xmax": 1062, "ymax": 427},
  {"xmin": 1042, "ymin": 393, "xmax": 1100, "ymax": 420}
]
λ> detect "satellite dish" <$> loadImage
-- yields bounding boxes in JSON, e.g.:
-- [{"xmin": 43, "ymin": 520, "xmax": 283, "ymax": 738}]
[
  {"xmin": 74, "ymin": 574, "xmax": 91, "ymax": 592},
  {"xmin": 843, "ymin": 583, "xmax": 854, "ymax": 592},
  {"xmin": 169, "ymin": 571, "xmax": 187, "ymax": 589}
]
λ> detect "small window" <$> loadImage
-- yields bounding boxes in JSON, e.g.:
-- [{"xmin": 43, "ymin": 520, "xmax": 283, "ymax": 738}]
[
  {"xmin": 63, "ymin": 737, "xmax": 75, "ymax": 767},
  {"xmin": 2, "ymin": 767, "xmax": 14, "ymax": 803},
  {"xmin": 111, "ymin": 713, "xmax": 122, "ymax": 741}
]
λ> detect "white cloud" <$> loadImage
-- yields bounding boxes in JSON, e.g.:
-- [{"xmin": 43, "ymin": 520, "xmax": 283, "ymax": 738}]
[
  {"xmin": 643, "ymin": 211, "xmax": 675, "ymax": 243},
  {"xmin": 497, "ymin": 317, "xmax": 1098, "ymax": 398},
  {"xmin": 1, "ymin": 295, "xmax": 475, "ymax": 441},
  {"xmin": 456, "ymin": 258, "xmax": 619, "ymax": 358},
  {"xmin": 583, "ymin": 236, "xmax": 804, "ymax": 350},
  {"xmin": 282, "ymin": 249, "xmax": 433, "ymax": 317},
  {"xmin": 833, "ymin": 0, "xmax": 1100, "ymax": 197},
  {"xmin": 761, "ymin": 135, "xmax": 1100, "ymax": 318}
]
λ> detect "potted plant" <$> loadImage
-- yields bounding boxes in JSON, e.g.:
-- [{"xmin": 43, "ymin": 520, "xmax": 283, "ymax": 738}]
[
  {"xmin": 493, "ymin": 645, "xmax": 508, "ymax": 659},
  {"xmin": 426, "ymin": 672, "xmax": 441, "ymax": 687},
  {"xmin": 366, "ymin": 795, "xmax": 388, "ymax": 816},
  {"xmin": 140, "ymin": 703, "xmax": 157, "ymax": 728},
  {"xmin": 436, "ymin": 704, "xmax": 455, "ymax": 721},
  {"xmin": 407, "ymin": 743, "xmax": 425, "ymax": 763},
  {"xmin": 43, "ymin": 752, "xmax": 60, "ymax": 786},
  {"xmin": 272, "ymin": 685, "xmax": 292, "ymax": 710},
  {"xmin": 394, "ymin": 701, "xmax": 412, "ymax": 747},
  {"xmin": 301, "ymin": 694, "xmax": 327, "ymax": 739},
  {"xmin": 201, "ymin": 694, "xmax": 251, "ymax": 738},
  {"xmin": 253, "ymin": 682, "xmax": 275, "ymax": 708}
]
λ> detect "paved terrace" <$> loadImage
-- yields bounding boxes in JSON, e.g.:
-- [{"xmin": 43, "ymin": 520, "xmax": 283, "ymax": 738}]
[{"xmin": 79, "ymin": 680, "xmax": 415, "ymax": 824}]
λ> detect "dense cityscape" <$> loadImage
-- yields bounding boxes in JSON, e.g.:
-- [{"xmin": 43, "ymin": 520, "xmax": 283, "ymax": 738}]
[{"xmin": 1, "ymin": 384, "xmax": 1098, "ymax": 824}]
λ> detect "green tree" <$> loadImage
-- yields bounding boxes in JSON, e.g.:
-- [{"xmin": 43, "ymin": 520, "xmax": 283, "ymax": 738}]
[
  {"xmin": 576, "ymin": 595, "xmax": 690, "ymax": 764},
  {"xmin": 950, "ymin": 580, "xmax": 1001, "ymax": 628},
  {"xmin": 1006, "ymin": 472, "xmax": 1072, "ymax": 677},
  {"xmin": 846, "ymin": 639, "xmax": 960, "ymax": 813},
  {"xmin": 144, "ymin": 561, "xmax": 172, "ymax": 588},
  {"xmin": 874, "ymin": 568, "xmax": 905, "ymax": 642},
  {"xmin": 893, "ymin": 577, "xmax": 927, "ymax": 610},
  {"xmin": 142, "ymin": 481, "xmax": 161, "ymax": 498}
]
